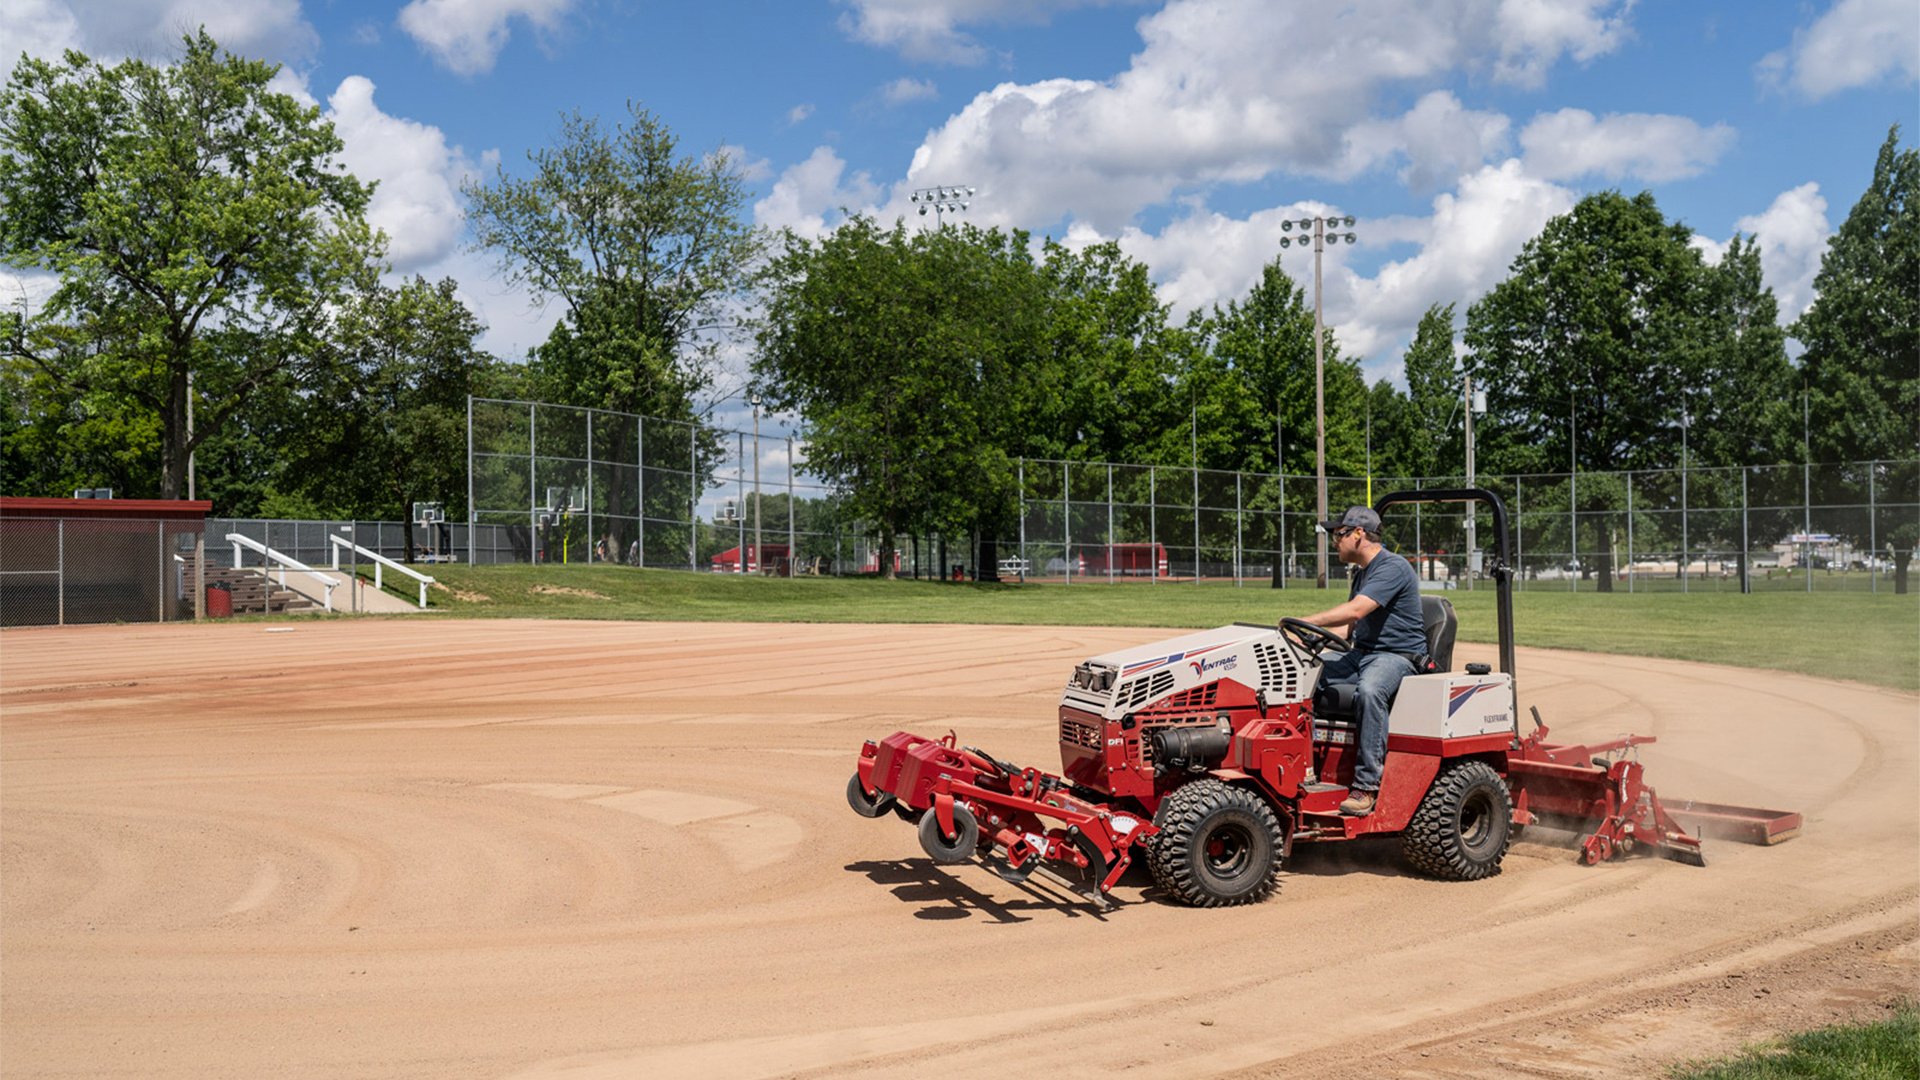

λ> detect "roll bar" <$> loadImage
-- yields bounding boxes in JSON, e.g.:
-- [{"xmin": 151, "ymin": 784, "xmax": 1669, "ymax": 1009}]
[{"xmin": 1372, "ymin": 488, "xmax": 1516, "ymax": 689}]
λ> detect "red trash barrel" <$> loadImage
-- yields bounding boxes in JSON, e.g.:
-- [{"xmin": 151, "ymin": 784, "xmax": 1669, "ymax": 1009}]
[{"xmin": 206, "ymin": 581, "xmax": 233, "ymax": 618}]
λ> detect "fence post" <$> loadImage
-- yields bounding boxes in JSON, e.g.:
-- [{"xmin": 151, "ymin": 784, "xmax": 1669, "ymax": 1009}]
[
  {"xmin": 1413, "ymin": 479, "xmax": 1422, "ymax": 581},
  {"xmin": 1063, "ymin": 461, "xmax": 1072, "ymax": 585},
  {"xmin": 737, "ymin": 432, "xmax": 746, "ymax": 573},
  {"xmin": 1017, "ymin": 458, "xmax": 1026, "ymax": 581},
  {"xmin": 1149, "ymin": 466, "xmax": 1157, "ymax": 586},
  {"xmin": 1569, "ymin": 469, "xmax": 1577, "ymax": 593},
  {"xmin": 1681, "ymin": 455, "xmax": 1689, "ymax": 594},
  {"xmin": 1515, "ymin": 475, "xmax": 1524, "ymax": 592},
  {"xmin": 787, "ymin": 435, "xmax": 796, "ymax": 577},
  {"xmin": 1235, "ymin": 471, "xmax": 1243, "ymax": 587},
  {"xmin": 467, "ymin": 394, "xmax": 475, "ymax": 565},
  {"xmin": 587, "ymin": 409, "xmax": 595, "ymax": 563},
  {"xmin": 1192, "ymin": 461, "xmax": 1199, "ymax": 586},
  {"xmin": 1626, "ymin": 471, "xmax": 1634, "ymax": 593},
  {"xmin": 529, "ymin": 403, "xmax": 538, "ymax": 562},
  {"xmin": 1804, "ymin": 451, "xmax": 1813, "ymax": 594},
  {"xmin": 157, "ymin": 519, "xmax": 165, "ymax": 622},
  {"xmin": 645, "ymin": 411, "xmax": 652, "ymax": 568},
  {"xmin": 1869, "ymin": 462, "xmax": 1877, "ymax": 594},
  {"xmin": 688, "ymin": 423, "xmax": 697, "ymax": 572},
  {"xmin": 1107, "ymin": 463, "xmax": 1115, "ymax": 584},
  {"xmin": 57, "ymin": 518, "xmax": 65, "ymax": 625},
  {"xmin": 1741, "ymin": 468, "xmax": 1751, "ymax": 594}
]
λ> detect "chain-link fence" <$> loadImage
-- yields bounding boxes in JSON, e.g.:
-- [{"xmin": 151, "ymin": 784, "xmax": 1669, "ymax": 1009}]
[
  {"xmin": 468, "ymin": 397, "xmax": 1917, "ymax": 593},
  {"xmin": 1014, "ymin": 458, "xmax": 1920, "ymax": 593},
  {"xmin": 1, "ymin": 515, "xmax": 207, "ymax": 626}
]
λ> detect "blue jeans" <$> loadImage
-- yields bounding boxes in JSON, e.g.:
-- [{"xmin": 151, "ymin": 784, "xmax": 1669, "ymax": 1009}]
[{"xmin": 1319, "ymin": 649, "xmax": 1416, "ymax": 792}]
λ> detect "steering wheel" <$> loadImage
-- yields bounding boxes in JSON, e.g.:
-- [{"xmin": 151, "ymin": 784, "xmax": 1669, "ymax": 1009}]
[{"xmin": 1279, "ymin": 617, "xmax": 1353, "ymax": 660}]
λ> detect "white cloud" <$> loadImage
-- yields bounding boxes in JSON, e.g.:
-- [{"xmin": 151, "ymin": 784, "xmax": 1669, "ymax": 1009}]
[
  {"xmin": 1489, "ymin": 0, "xmax": 1633, "ymax": 87},
  {"xmin": 396, "ymin": 0, "xmax": 574, "ymax": 76},
  {"xmin": 717, "ymin": 144, "xmax": 773, "ymax": 184},
  {"xmin": 834, "ymin": 0, "xmax": 1144, "ymax": 65},
  {"xmin": 326, "ymin": 76, "xmax": 485, "ymax": 273},
  {"xmin": 1692, "ymin": 182, "xmax": 1831, "ymax": 324},
  {"xmin": 753, "ymin": 147, "xmax": 884, "ymax": 240},
  {"xmin": 1336, "ymin": 91, "xmax": 1512, "ymax": 189},
  {"xmin": 893, "ymin": 0, "xmax": 1634, "ymax": 233},
  {"xmin": 786, "ymin": 103, "xmax": 815, "ymax": 126},
  {"xmin": 1759, "ymin": 0, "xmax": 1919, "ymax": 100},
  {"xmin": 1519, "ymin": 109, "xmax": 1736, "ymax": 182},
  {"xmin": 2, "ymin": 0, "xmax": 316, "ymax": 65},
  {"xmin": 880, "ymin": 77, "xmax": 939, "ymax": 106}
]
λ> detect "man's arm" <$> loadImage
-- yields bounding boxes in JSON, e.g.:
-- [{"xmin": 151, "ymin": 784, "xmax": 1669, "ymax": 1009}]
[{"xmin": 1299, "ymin": 594, "xmax": 1381, "ymax": 631}]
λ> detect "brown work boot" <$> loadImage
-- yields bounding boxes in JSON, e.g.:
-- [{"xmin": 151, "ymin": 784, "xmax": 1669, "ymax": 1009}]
[{"xmin": 1339, "ymin": 789, "xmax": 1377, "ymax": 816}]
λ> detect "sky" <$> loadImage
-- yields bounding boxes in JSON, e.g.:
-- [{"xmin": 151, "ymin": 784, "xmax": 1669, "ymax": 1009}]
[{"xmin": 4, "ymin": 0, "xmax": 1918, "ymax": 445}]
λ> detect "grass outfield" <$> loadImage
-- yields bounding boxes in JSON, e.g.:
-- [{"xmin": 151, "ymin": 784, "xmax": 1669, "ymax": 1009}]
[
  {"xmin": 408, "ymin": 564, "xmax": 1920, "ymax": 693},
  {"xmin": 1668, "ymin": 1002, "xmax": 1917, "ymax": 1079}
]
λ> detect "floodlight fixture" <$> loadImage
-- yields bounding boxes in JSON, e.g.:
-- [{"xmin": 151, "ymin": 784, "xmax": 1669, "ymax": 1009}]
[{"xmin": 910, "ymin": 183, "xmax": 979, "ymax": 228}]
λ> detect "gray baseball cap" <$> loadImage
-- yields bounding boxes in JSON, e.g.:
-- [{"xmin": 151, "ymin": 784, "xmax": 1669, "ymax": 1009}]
[{"xmin": 1317, "ymin": 506, "xmax": 1381, "ymax": 534}]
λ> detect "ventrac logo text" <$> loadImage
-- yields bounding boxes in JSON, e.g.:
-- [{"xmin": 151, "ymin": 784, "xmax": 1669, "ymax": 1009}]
[{"xmin": 1189, "ymin": 655, "xmax": 1238, "ymax": 677}]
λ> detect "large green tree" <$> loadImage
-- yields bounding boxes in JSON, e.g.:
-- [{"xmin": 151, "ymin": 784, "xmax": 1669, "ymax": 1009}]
[
  {"xmin": 1793, "ymin": 125, "xmax": 1920, "ymax": 591},
  {"xmin": 1794, "ymin": 125, "xmax": 1919, "ymax": 466},
  {"xmin": 754, "ymin": 217, "xmax": 1042, "ymax": 578},
  {"xmin": 286, "ymin": 276, "xmax": 492, "ymax": 554},
  {"xmin": 465, "ymin": 103, "xmax": 763, "ymax": 419},
  {"xmin": 0, "ymin": 31, "xmax": 378, "ymax": 500},
  {"xmin": 1401, "ymin": 303, "xmax": 1460, "ymax": 481},
  {"xmin": 1465, "ymin": 191, "xmax": 1718, "ymax": 588}
]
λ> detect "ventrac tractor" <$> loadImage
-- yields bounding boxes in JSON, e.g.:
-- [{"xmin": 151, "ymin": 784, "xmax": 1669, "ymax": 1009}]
[{"xmin": 847, "ymin": 489, "xmax": 1799, "ymax": 907}]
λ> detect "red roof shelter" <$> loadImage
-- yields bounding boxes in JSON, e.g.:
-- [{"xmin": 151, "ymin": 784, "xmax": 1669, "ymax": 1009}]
[{"xmin": 1, "ymin": 498, "xmax": 212, "ymax": 626}]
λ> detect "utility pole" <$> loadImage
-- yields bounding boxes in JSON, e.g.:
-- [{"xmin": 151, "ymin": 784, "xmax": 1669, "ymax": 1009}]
[{"xmin": 1464, "ymin": 374, "xmax": 1476, "ymax": 592}]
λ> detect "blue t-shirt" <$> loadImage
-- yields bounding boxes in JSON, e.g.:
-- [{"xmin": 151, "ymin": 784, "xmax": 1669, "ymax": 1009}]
[{"xmin": 1348, "ymin": 549, "xmax": 1427, "ymax": 655}]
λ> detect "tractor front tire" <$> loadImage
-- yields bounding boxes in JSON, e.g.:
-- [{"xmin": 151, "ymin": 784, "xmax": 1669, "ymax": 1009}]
[
  {"xmin": 918, "ymin": 801, "xmax": 981, "ymax": 865},
  {"xmin": 1402, "ymin": 760, "xmax": 1512, "ymax": 881},
  {"xmin": 1147, "ymin": 779, "xmax": 1284, "ymax": 907}
]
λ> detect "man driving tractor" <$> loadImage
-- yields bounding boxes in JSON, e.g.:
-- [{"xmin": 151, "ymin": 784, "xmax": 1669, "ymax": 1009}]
[{"xmin": 1298, "ymin": 506, "xmax": 1428, "ymax": 817}]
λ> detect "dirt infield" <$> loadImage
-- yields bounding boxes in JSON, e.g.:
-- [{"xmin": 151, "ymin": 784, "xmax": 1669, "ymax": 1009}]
[{"xmin": 3, "ymin": 619, "xmax": 1914, "ymax": 1079}]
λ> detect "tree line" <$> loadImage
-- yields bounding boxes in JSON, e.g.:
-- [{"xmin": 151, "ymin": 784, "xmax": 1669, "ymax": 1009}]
[{"xmin": 3, "ymin": 34, "xmax": 1915, "ymax": 574}]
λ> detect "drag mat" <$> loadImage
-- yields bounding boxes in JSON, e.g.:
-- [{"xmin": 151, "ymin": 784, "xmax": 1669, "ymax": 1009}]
[{"xmin": 2, "ymin": 620, "xmax": 1913, "ymax": 1078}]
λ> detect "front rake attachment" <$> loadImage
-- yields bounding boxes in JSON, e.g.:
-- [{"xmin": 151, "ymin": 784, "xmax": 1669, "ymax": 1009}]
[{"xmin": 850, "ymin": 731, "xmax": 1153, "ymax": 900}]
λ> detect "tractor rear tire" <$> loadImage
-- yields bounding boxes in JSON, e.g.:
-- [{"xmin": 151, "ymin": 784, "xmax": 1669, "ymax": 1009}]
[
  {"xmin": 1401, "ymin": 760, "xmax": 1512, "ymax": 881},
  {"xmin": 846, "ymin": 773, "xmax": 895, "ymax": 818},
  {"xmin": 918, "ymin": 802, "xmax": 981, "ymax": 865},
  {"xmin": 1147, "ymin": 779, "xmax": 1283, "ymax": 907}
]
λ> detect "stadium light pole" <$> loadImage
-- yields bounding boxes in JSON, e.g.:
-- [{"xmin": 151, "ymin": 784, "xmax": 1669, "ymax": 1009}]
[
  {"xmin": 750, "ymin": 392, "xmax": 762, "ymax": 575},
  {"xmin": 911, "ymin": 184, "xmax": 977, "ymax": 228},
  {"xmin": 1279, "ymin": 213, "xmax": 1359, "ymax": 588}
]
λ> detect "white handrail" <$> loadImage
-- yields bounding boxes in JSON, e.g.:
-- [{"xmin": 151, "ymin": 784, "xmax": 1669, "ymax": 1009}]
[
  {"xmin": 329, "ymin": 534, "xmax": 434, "ymax": 609},
  {"xmin": 226, "ymin": 533, "xmax": 336, "ymax": 612}
]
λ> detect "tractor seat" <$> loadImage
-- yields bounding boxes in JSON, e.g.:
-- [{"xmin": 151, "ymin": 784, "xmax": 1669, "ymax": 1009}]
[{"xmin": 1312, "ymin": 595, "xmax": 1459, "ymax": 723}]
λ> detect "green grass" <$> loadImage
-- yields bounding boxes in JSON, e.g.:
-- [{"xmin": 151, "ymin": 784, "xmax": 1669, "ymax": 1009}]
[
  {"xmin": 1668, "ymin": 1002, "xmax": 1918, "ymax": 1080},
  {"xmin": 412, "ymin": 564, "xmax": 1920, "ymax": 692}
]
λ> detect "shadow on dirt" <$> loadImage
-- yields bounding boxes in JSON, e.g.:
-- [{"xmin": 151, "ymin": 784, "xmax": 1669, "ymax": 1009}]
[
  {"xmin": 1285, "ymin": 836, "xmax": 1418, "ymax": 879},
  {"xmin": 844, "ymin": 859, "xmax": 1119, "ymax": 923}
]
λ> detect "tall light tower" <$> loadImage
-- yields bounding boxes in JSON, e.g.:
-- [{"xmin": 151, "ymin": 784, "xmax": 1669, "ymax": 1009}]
[
  {"xmin": 1279, "ymin": 213, "xmax": 1358, "ymax": 588},
  {"xmin": 911, "ymin": 185, "xmax": 976, "ymax": 227}
]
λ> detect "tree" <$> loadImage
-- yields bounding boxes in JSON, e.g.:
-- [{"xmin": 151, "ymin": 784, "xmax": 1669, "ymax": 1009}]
[
  {"xmin": 0, "ymin": 31, "xmax": 378, "ymax": 499},
  {"xmin": 1401, "ymin": 303, "xmax": 1460, "ymax": 480},
  {"xmin": 287, "ymin": 277, "xmax": 492, "ymax": 556},
  {"xmin": 754, "ymin": 217, "xmax": 1042, "ymax": 578},
  {"xmin": 1465, "ymin": 191, "xmax": 1716, "ymax": 589},
  {"xmin": 465, "ymin": 103, "xmax": 763, "ymax": 417},
  {"xmin": 1793, "ymin": 125, "xmax": 1920, "ymax": 591}
]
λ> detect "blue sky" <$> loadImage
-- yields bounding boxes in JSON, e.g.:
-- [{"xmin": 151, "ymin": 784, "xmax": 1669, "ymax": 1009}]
[{"xmin": 6, "ymin": 0, "xmax": 1918, "ymax": 422}]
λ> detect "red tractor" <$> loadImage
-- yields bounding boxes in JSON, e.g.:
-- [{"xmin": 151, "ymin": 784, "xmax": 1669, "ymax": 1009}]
[{"xmin": 848, "ymin": 489, "xmax": 1800, "ymax": 907}]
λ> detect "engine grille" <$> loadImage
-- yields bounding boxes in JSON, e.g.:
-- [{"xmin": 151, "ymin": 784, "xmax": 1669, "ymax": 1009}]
[
  {"xmin": 1060, "ymin": 717, "xmax": 1103, "ymax": 751},
  {"xmin": 1118, "ymin": 670, "xmax": 1177, "ymax": 710},
  {"xmin": 1254, "ymin": 641, "xmax": 1305, "ymax": 702}
]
